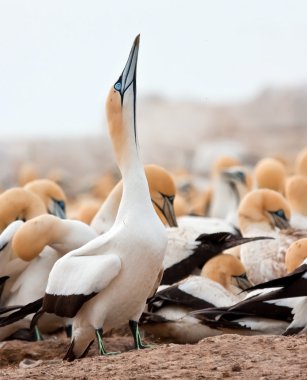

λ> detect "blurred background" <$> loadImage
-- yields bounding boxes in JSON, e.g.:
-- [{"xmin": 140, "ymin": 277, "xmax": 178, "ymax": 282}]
[{"xmin": 0, "ymin": 0, "xmax": 307, "ymax": 195}]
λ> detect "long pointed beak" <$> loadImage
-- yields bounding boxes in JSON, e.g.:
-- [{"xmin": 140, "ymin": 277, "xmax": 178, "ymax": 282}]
[
  {"xmin": 222, "ymin": 235, "xmax": 275, "ymax": 251},
  {"xmin": 51, "ymin": 199, "xmax": 66, "ymax": 219},
  {"xmin": 118, "ymin": 34, "xmax": 140, "ymax": 95},
  {"xmin": 233, "ymin": 273, "xmax": 253, "ymax": 290},
  {"xmin": 161, "ymin": 196, "xmax": 178, "ymax": 227},
  {"xmin": 270, "ymin": 212, "xmax": 291, "ymax": 230},
  {"xmin": 152, "ymin": 195, "xmax": 178, "ymax": 227}
]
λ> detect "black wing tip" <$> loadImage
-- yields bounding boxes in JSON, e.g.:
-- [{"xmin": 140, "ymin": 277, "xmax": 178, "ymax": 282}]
[
  {"xmin": 139, "ymin": 312, "xmax": 171, "ymax": 325},
  {"xmin": 283, "ymin": 326, "xmax": 304, "ymax": 336},
  {"xmin": 0, "ymin": 298, "xmax": 43, "ymax": 327}
]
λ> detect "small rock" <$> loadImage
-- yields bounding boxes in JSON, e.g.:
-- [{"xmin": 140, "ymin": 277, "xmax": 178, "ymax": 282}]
[
  {"xmin": 231, "ymin": 363, "xmax": 241, "ymax": 372},
  {"xmin": 19, "ymin": 359, "xmax": 43, "ymax": 369}
]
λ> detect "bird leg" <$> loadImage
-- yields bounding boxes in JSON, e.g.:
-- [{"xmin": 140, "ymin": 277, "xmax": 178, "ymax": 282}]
[
  {"xmin": 129, "ymin": 320, "xmax": 152, "ymax": 349},
  {"xmin": 34, "ymin": 326, "xmax": 43, "ymax": 341},
  {"xmin": 95, "ymin": 328, "xmax": 119, "ymax": 355}
]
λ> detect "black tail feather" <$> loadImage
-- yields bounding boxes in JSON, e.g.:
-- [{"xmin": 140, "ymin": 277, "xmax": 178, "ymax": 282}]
[
  {"xmin": 0, "ymin": 305, "xmax": 25, "ymax": 315},
  {"xmin": 0, "ymin": 298, "xmax": 43, "ymax": 327},
  {"xmin": 30, "ymin": 309, "xmax": 45, "ymax": 330}
]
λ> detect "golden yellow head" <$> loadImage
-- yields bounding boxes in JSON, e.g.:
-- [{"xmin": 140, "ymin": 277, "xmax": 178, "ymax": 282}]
[
  {"xmin": 285, "ymin": 238, "xmax": 307, "ymax": 273},
  {"xmin": 238, "ymin": 189, "xmax": 291, "ymax": 231},
  {"xmin": 24, "ymin": 179, "xmax": 66, "ymax": 218},
  {"xmin": 0, "ymin": 188, "xmax": 46, "ymax": 232},
  {"xmin": 212, "ymin": 155, "xmax": 241, "ymax": 178},
  {"xmin": 144, "ymin": 164, "xmax": 177, "ymax": 226},
  {"xmin": 254, "ymin": 157, "xmax": 286, "ymax": 194},
  {"xmin": 201, "ymin": 254, "xmax": 247, "ymax": 288}
]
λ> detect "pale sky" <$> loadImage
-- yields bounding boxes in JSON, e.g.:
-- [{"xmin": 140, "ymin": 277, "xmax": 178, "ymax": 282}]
[{"xmin": 0, "ymin": 0, "xmax": 307, "ymax": 137}]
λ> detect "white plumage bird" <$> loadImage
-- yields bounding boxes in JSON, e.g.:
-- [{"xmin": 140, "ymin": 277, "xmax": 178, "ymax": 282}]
[{"xmin": 24, "ymin": 35, "xmax": 168, "ymax": 360}]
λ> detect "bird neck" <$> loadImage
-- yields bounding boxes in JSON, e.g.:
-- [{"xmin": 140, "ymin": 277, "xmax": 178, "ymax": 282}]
[
  {"xmin": 109, "ymin": 102, "xmax": 153, "ymax": 222},
  {"xmin": 93, "ymin": 182, "xmax": 123, "ymax": 232},
  {"xmin": 116, "ymin": 159, "xmax": 153, "ymax": 222}
]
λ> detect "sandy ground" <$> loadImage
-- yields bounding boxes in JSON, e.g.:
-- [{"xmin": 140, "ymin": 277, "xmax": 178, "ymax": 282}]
[{"xmin": 1, "ymin": 334, "xmax": 307, "ymax": 379}]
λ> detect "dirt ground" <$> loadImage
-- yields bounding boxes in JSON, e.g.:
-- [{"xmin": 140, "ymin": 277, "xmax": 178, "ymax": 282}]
[{"xmin": 0, "ymin": 333, "xmax": 306, "ymax": 379}]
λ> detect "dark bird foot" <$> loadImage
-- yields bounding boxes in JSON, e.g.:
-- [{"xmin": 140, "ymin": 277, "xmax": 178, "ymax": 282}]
[
  {"xmin": 96, "ymin": 328, "xmax": 120, "ymax": 355},
  {"xmin": 129, "ymin": 320, "xmax": 152, "ymax": 349}
]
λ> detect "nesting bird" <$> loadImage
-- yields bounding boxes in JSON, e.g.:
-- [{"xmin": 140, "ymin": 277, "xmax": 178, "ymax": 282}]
[
  {"xmin": 238, "ymin": 188, "xmax": 307, "ymax": 284},
  {"xmin": 141, "ymin": 254, "xmax": 252, "ymax": 343},
  {"xmin": 195, "ymin": 238, "xmax": 307, "ymax": 336},
  {"xmin": 0, "ymin": 188, "xmax": 46, "ymax": 232}
]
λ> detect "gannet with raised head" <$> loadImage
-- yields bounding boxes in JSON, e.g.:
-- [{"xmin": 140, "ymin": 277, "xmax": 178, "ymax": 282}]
[
  {"xmin": 24, "ymin": 35, "xmax": 168, "ymax": 360},
  {"xmin": 239, "ymin": 189, "xmax": 307, "ymax": 284},
  {"xmin": 0, "ymin": 188, "xmax": 47, "ymax": 232},
  {"xmin": 285, "ymin": 175, "xmax": 307, "ymax": 229},
  {"xmin": 90, "ymin": 164, "xmax": 177, "ymax": 234},
  {"xmin": 140, "ymin": 254, "xmax": 253, "ymax": 343},
  {"xmin": 24, "ymin": 179, "xmax": 67, "ymax": 218}
]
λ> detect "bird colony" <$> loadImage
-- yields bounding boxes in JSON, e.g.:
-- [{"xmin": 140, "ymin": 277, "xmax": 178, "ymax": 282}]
[{"xmin": 1, "ymin": 36, "xmax": 307, "ymax": 363}]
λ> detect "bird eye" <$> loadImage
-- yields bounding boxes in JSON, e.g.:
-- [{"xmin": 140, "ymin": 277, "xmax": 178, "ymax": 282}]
[
  {"xmin": 275, "ymin": 209, "xmax": 286, "ymax": 219},
  {"xmin": 237, "ymin": 171, "xmax": 245, "ymax": 182},
  {"xmin": 57, "ymin": 200, "xmax": 66, "ymax": 212},
  {"xmin": 114, "ymin": 82, "xmax": 121, "ymax": 91},
  {"xmin": 167, "ymin": 195, "xmax": 175, "ymax": 204}
]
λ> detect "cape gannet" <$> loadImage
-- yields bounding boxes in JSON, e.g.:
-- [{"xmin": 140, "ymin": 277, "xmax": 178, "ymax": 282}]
[
  {"xmin": 91, "ymin": 161, "xmax": 251, "ymax": 286},
  {"xmin": 212, "ymin": 165, "xmax": 252, "ymax": 227},
  {"xmin": 0, "ymin": 188, "xmax": 46, "ymax": 232},
  {"xmin": 24, "ymin": 179, "xmax": 67, "ymax": 219},
  {"xmin": 0, "ymin": 215, "xmax": 98, "ymax": 340},
  {"xmin": 11, "ymin": 214, "xmax": 98, "ymax": 261},
  {"xmin": 239, "ymin": 189, "xmax": 307, "ymax": 284},
  {"xmin": 285, "ymin": 175, "xmax": 307, "ymax": 229},
  {"xmin": 140, "ymin": 254, "xmax": 253, "ymax": 343},
  {"xmin": 207, "ymin": 155, "xmax": 240, "ymax": 217},
  {"xmin": 0, "ymin": 221, "xmax": 25, "ymax": 280},
  {"xmin": 161, "ymin": 231, "xmax": 270, "ymax": 285},
  {"xmin": 253, "ymin": 157, "xmax": 286, "ymax": 194},
  {"xmin": 198, "ymin": 241, "xmax": 307, "ymax": 337},
  {"xmin": 7, "ymin": 35, "xmax": 168, "ymax": 360},
  {"xmin": 90, "ymin": 164, "xmax": 177, "ymax": 234}
]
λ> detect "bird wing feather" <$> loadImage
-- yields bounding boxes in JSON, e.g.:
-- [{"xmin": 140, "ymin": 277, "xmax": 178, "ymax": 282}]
[{"xmin": 46, "ymin": 253, "xmax": 122, "ymax": 297}]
